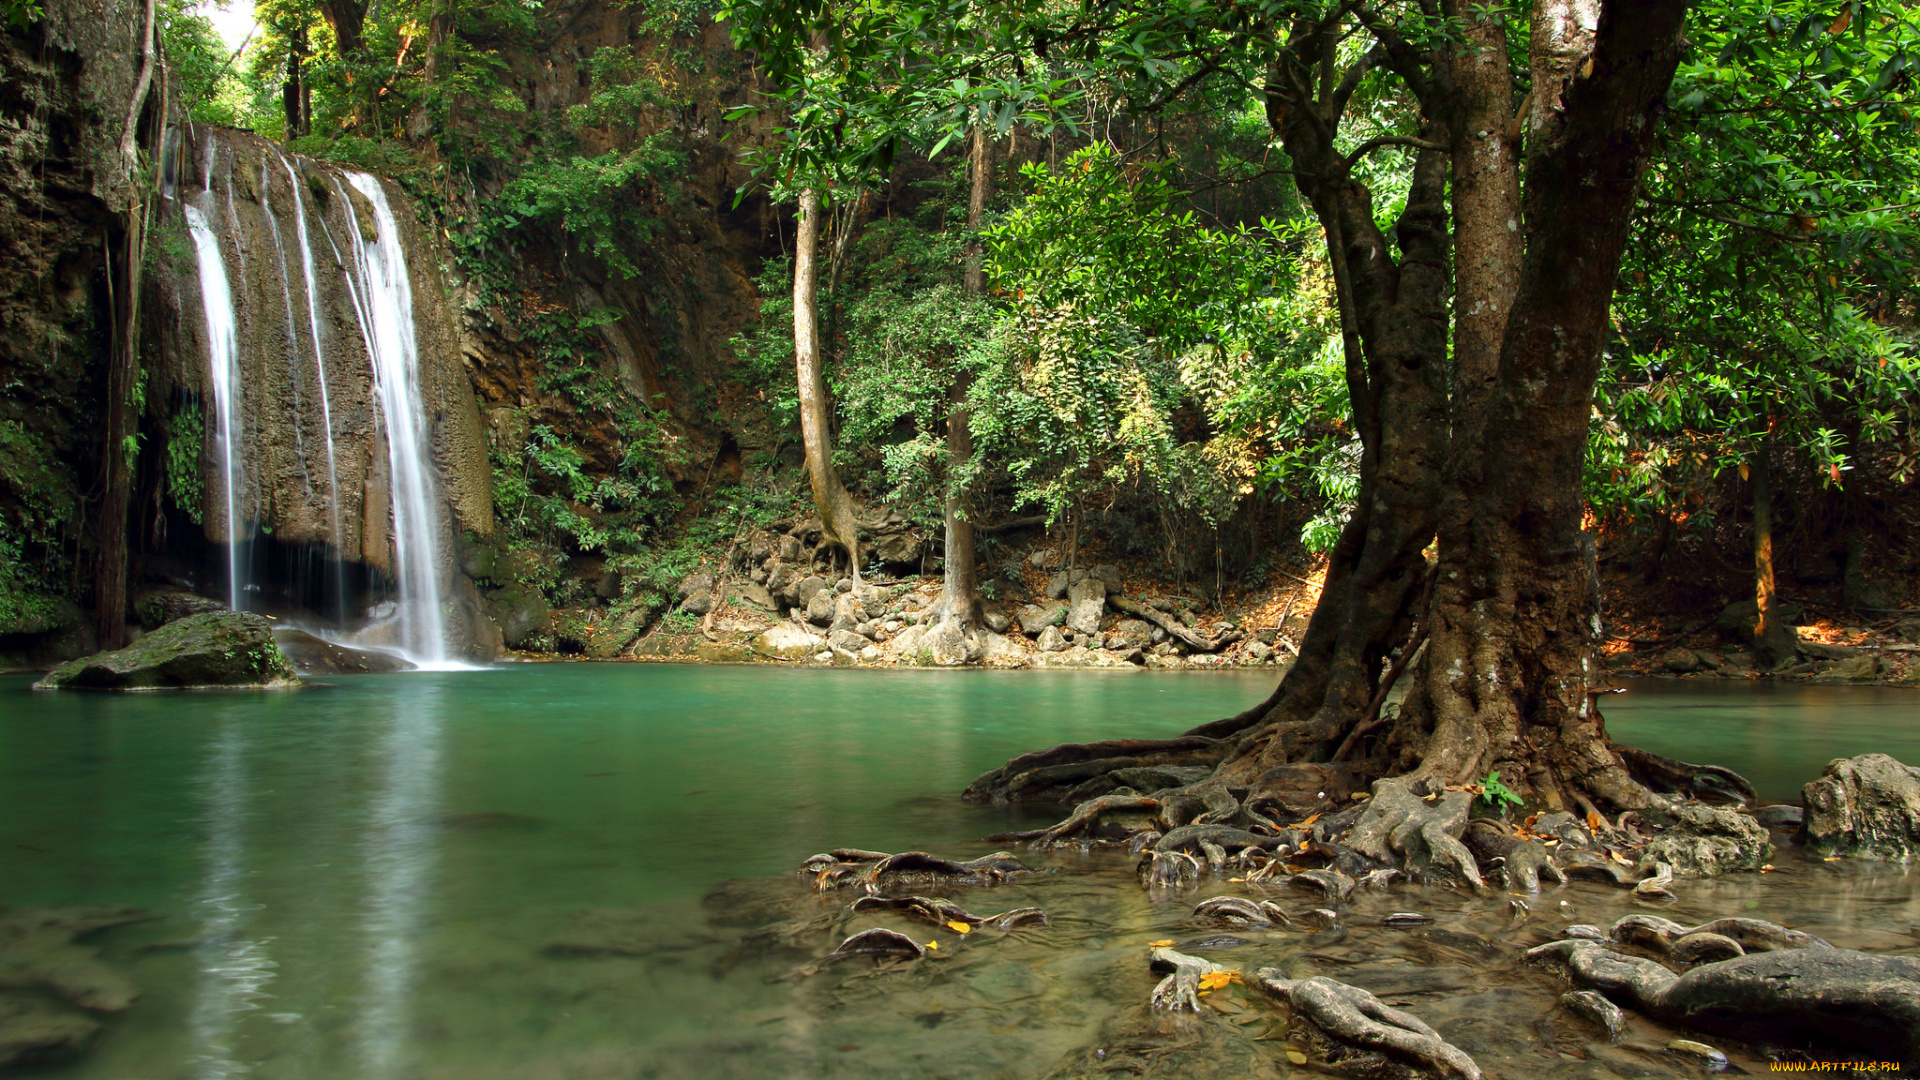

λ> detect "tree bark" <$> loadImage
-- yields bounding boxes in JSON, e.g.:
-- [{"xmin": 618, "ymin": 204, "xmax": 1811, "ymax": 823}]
[
  {"xmin": 971, "ymin": 0, "xmax": 1698, "ymax": 818},
  {"xmin": 934, "ymin": 129, "xmax": 993, "ymax": 626},
  {"xmin": 1749, "ymin": 437, "xmax": 1795, "ymax": 667},
  {"xmin": 793, "ymin": 188, "xmax": 861, "ymax": 576},
  {"xmin": 1399, "ymin": 0, "xmax": 1691, "ymax": 811}
]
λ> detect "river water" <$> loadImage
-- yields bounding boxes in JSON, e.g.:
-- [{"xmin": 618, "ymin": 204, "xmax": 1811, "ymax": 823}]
[{"xmin": 3, "ymin": 667, "xmax": 1917, "ymax": 1078}]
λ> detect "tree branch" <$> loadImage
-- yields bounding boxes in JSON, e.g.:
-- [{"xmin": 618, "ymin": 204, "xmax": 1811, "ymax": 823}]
[{"xmin": 1342, "ymin": 135, "xmax": 1447, "ymax": 171}]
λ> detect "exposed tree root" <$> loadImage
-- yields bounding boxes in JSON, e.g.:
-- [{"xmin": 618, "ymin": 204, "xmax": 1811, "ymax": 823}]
[
  {"xmin": 1528, "ymin": 925, "xmax": 1920, "ymax": 1061},
  {"xmin": 799, "ymin": 849, "xmax": 1035, "ymax": 893},
  {"xmin": 848, "ymin": 895, "xmax": 1048, "ymax": 930},
  {"xmin": 1109, "ymin": 596, "xmax": 1242, "ymax": 653},
  {"xmin": 1252, "ymin": 972, "xmax": 1483, "ymax": 1080},
  {"xmin": 1146, "ymin": 946, "xmax": 1229, "ymax": 1013},
  {"xmin": 1617, "ymin": 746, "xmax": 1757, "ymax": 805}
]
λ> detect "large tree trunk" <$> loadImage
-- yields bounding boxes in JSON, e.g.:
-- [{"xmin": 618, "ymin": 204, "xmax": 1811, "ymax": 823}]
[
  {"xmin": 1394, "ymin": 0, "xmax": 1691, "ymax": 813},
  {"xmin": 793, "ymin": 188, "xmax": 861, "ymax": 575},
  {"xmin": 970, "ymin": 0, "xmax": 1696, "ymax": 819}
]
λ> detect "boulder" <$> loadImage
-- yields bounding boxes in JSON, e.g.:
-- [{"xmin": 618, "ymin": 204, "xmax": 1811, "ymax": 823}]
[
  {"xmin": 981, "ymin": 606, "xmax": 1012, "ymax": 634},
  {"xmin": 1894, "ymin": 618, "xmax": 1920, "ymax": 645},
  {"xmin": 484, "ymin": 582, "xmax": 550, "ymax": 650},
  {"xmin": 826, "ymin": 629, "xmax": 869, "ymax": 654},
  {"xmin": 1658, "ymin": 647, "xmax": 1701, "ymax": 673},
  {"xmin": 1107, "ymin": 618, "xmax": 1152, "ymax": 651},
  {"xmin": 795, "ymin": 575, "xmax": 829, "ymax": 611},
  {"xmin": 872, "ymin": 528, "xmax": 923, "ymax": 566},
  {"xmin": 34, "ymin": 612, "xmax": 298, "ymax": 691},
  {"xmin": 1812, "ymin": 654, "xmax": 1880, "ymax": 682},
  {"xmin": 921, "ymin": 619, "xmax": 973, "ymax": 667},
  {"xmin": 778, "ymin": 534, "xmax": 802, "ymax": 562},
  {"xmin": 750, "ymin": 625, "xmax": 824, "ymax": 660},
  {"xmin": 692, "ymin": 639, "xmax": 753, "ymax": 663},
  {"xmin": 272, "ymin": 629, "xmax": 410, "ymax": 674},
  {"xmin": 1090, "ymin": 564, "xmax": 1123, "ymax": 592},
  {"xmin": 131, "ymin": 589, "xmax": 224, "ymax": 630},
  {"xmin": 829, "ymin": 594, "xmax": 866, "ymax": 633},
  {"xmin": 977, "ymin": 631, "xmax": 1028, "ymax": 663},
  {"xmin": 1802, "ymin": 754, "xmax": 1920, "ymax": 860},
  {"xmin": 1017, "ymin": 601, "xmax": 1066, "ymax": 635},
  {"xmin": 1246, "ymin": 641, "xmax": 1274, "ymax": 662},
  {"xmin": 1638, "ymin": 802, "xmax": 1771, "ymax": 877},
  {"xmin": 1066, "ymin": 577, "xmax": 1107, "ymax": 636},
  {"xmin": 735, "ymin": 583, "xmax": 776, "ymax": 611},
  {"xmin": 1044, "ymin": 571, "xmax": 1072, "ymax": 599},
  {"xmin": 1036, "ymin": 625, "xmax": 1069, "ymax": 653},
  {"xmin": 1715, "ymin": 598, "xmax": 1801, "ymax": 664},
  {"xmin": 804, "ymin": 590, "xmax": 836, "ymax": 626}
]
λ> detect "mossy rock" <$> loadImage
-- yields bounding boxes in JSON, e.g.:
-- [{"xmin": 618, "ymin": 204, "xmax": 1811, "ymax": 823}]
[{"xmin": 33, "ymin": 612, "xmax": 299, "ymax": 691}]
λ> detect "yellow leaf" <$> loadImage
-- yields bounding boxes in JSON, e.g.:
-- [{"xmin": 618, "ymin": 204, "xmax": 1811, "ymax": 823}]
[
  {"xmin": 1287, "ymin": 1049, "xmax": 1309, "ymax": 1065},
  {"xmin": 1740, "ymin": 462, "xmax": 1751, "ymax": 482},
  {"xmin": 1824, "ymin": 855, "xmax": 1843, "ymax": 862},
  {"xmin": 1198, "ymin": 970, "xmax": 1238, "ymax": 992},
  {"xmin": 947, "ymin": 921, "xmax": 972, "ymax": 935},
  {"xmin": 1585, "ymin": 810, "xmax": 1607, "ymax": 832},
  {"xmin": 1228, "ymin": 877, "xmax": 1245, "ymax": 883},
  {"xmin": 926, "ymin": 940, "xmax": 939, "ymax": 950},
  {"xmin": 1761, "ymin": 864, "xmax": 1775, "ymax": 873},
  {"xmin": 1148, "ymin": 940, "xmax": 1175, "ymax": 948}
]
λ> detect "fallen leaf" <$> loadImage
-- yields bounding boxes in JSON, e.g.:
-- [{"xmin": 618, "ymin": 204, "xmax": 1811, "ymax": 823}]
[
  {"xmin": 926, "ymin": 940, "xmax": 939, "ymax": 950},
  {"xmin": 1585, "ymin": 810, "xmax": 1607, "ymax": 832},
  {"xmin": 1824, "ymin": 855, "xmax": 1843, "ymax": 862},
  {"xmin": 1298, "ymin": 812, "xmax": 1323, "ymax": 828},
  {"xmin": 838, "ymin": 1044, "xmax": 862, "ymax": 1052},
  {"xmin": 946, "ymin": 921, "xmax": 972, "ymax": 935},
  {"xmin": 1228, "ymin": 877, "xmax": 1245, "ymax": 883},
  {"xmin": 1199, "ymin": 970, "xmax": 1238, "ymax": 992},
  {"xmin": 1287, "ymin": 1049, "xmax": 1309, "ymax": 1065},
  {"xmin": 1760, "ymin": 864, "xmax": 1775, "ymax": 873},
  {"xmin": 1148, "ymin": 940, "xmax": 1174, "ymax": 948}
]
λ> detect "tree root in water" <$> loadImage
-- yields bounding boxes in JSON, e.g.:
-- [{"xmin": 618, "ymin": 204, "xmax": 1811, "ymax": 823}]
[
  {"xmin": 1528, "ymin": 926, "xmax": 1920, "ymax": 1062},
  {"xmin": 1251, "ymin": 972, "xmax": 1483, "ymax": 1080},
  {"xmin": 1192, "ymin": 896, "xmax": 1293, "ymax": 930},
  {"xmin": 848, "ymin": 895, "xmax": 1048, "ymax": 930},
  {"xmin": 799, "ymin": 849, "xmax": 1035, "ymax": 893},
  {"xmin": 1147, "ymin": 946, "xmax": 1230, "ymax": 1013}
]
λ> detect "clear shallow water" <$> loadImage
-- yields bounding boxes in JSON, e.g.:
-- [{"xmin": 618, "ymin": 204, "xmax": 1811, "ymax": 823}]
[{"xmin": 1, "ymin": 666, "xmax": 1916, "ymax": 1078}]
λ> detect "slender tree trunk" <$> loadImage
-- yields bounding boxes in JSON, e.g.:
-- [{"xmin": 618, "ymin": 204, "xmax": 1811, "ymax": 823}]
[
  {"xmin": 1749, "ymin": 436, "xmax": 1796, "ymax": 667},
  {"xmin": 793, "ymin": 188, "xmax": 860, "ymax": 576},
  {"xmin": 284, "ymin": 25, "xmax": 310, "ymax": 139},
  {"xmin": 935, "ymin": 129, "xmax": 993, "ymax": 626}
]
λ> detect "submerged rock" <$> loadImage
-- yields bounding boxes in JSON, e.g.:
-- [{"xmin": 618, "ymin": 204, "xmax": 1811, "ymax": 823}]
[
  {"xmin": 1802, "ymin": 753, "xmax": 1920, "ymax": 860},
  {"xmin": 0, "ymin": 907, "xmax": 150, "ymax": 1068},
  {"xmin": 1638, "ymin": 802, "xmax": 1771, "ymax": 877},
  {"xmin": 33, "ymin": 612, "xmax": 298, "ymax": 691}
]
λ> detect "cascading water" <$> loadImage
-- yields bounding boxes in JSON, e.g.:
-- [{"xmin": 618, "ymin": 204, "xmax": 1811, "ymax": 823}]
[
  {"xmin": 338, "ymin": 172, "xmax": 453, "ymax": 667},
  {"xmin": 274, "ymin": 150, "xmax": 349, "ymax": 624},
  {"xmin": 182, "ymin": 195, "xmax": 248, "ymax": 612}
]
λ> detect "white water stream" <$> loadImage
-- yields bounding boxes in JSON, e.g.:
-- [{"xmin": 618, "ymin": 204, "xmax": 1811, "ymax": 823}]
[
  {"xmin": 182, "ymin": 196, "xmax": 247, "ymax": 612},
  {"xmin": 339, "ymin": 172, "xmax": 455, "ymax": 667},
  {"xmin": 175, "ymin": 131, "xmax": 461, "ymax": 666}
]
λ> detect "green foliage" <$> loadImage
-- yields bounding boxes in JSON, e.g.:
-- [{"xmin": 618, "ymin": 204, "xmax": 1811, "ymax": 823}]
[
  {"xmin": 478, "ymin": 141, "xmax": 683, "ymax": 279},
  {"xmin": 1478, "ymin": 772, "xmax": 1522, "ymax": 812},
  {"xmin": 160, "ymin": 0, "xmax": 246, "ymax": 124},
  {"xmin": 1595, "ymin": 0, "xmax": 1920, "ymax": 535},
  {"xmin": 165, "ymin": 403, "xmax": 206, "ymax": 525},
  {"xmin": 1, "ymin": 0, "xmax": 40, "ymax": 30}
]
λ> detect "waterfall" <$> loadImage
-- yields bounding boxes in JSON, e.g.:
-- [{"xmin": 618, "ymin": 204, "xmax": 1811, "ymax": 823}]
[
  {"xmin": 339, "ymin": 172, "xmax": 453, "ymax": 667},
  {"xmin": 183, "ymin": 197, "xmax": 248, "ymax": 611},
  {"xmin": 275, "ymin": 151, "xmax": 349, "ymax": 624}
]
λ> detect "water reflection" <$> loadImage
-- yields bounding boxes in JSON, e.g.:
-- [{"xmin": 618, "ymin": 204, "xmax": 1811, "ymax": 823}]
[
  {"xmin": 356, "ymin": 681, "xmax": 445, "ymax": 1076},
  {"xmin": 188, "ymin": 718, "xmax": 277, "ymax": 1080}
]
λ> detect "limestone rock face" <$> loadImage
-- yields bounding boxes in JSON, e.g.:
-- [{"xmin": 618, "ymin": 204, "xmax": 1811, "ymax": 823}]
[
  {"xmin": 485, "ymin": 583, "xmax": 551, "ymax": 650},
  {"xmin": 153, "ymin": 127, "xmax": 493, "ymax": 565},
  {"xmin": 1802, "ymin": 754, "xmax": 1920, "ymax": 860},
  {"xmin": 1638, "ymin": 802, "xmax": 1771, "ymax": 877},
  {"xmin": 749, "ymin": 624, "xmax": 823, "ymax": 660},
  {"xmin": 34, "ymin": 612, "xmax": 298, "ymax": 691},
  {"xmin": 1036, "ymin": 625, "xmax": 1069, "ymax": 653},
  {"xmin": 920, "ymin": 619, "xmax": 973, "ymax": 667}
]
